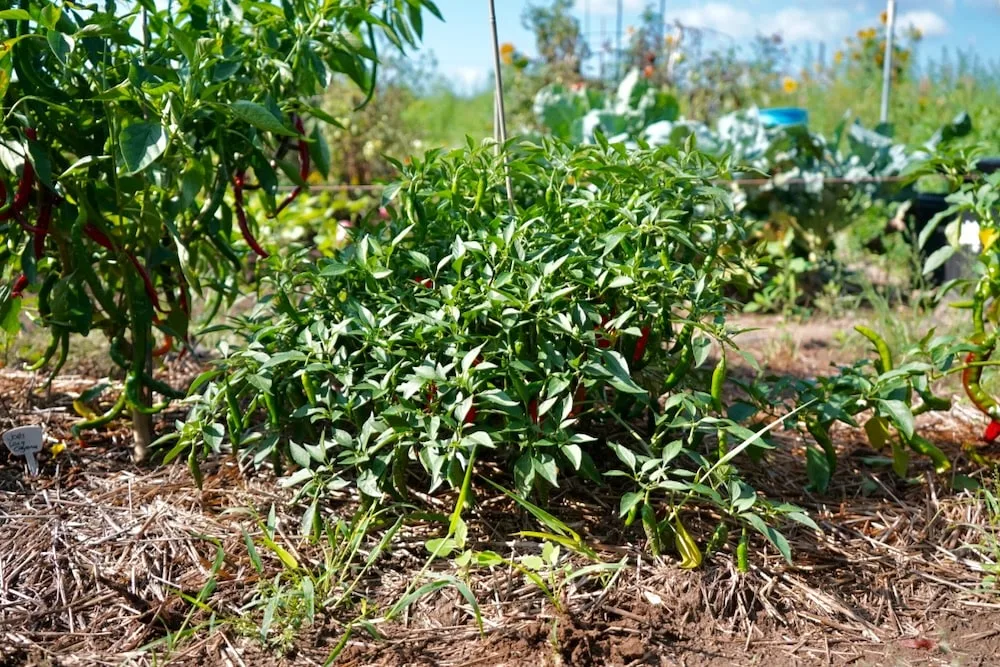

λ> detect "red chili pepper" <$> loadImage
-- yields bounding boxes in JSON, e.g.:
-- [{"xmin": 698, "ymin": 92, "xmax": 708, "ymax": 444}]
[
  {"xmin": 528, "ymin": 398, "xmax": 539, "ymax": 424},
  {"xmin": 414, "ymin": 277, "xmax": 433, "ymax": 289},
  {"xmin": 984, "ymin": 420, "xmax": 1000, "ymax": 443},
  {"xmin": 125, "ymin": 252, "xmax": 164, "ymax": 312},
  {"xmin": 83, "ymin": 222, "xmax": 163, "ymax": 311},
  {"xmin": 25, "ymin": 127, "xmax": 36, "ymax": 141},
  {"xmin": 83, "ymin": 223, "xmax": 115, "ymax": 250},
  {"xmin": 13, "ymin": 160, "xmax": 34, "ymax": 212},
  {"xmin": 464, "ymin": 404, "xmax": 477, "ymax": 424},
  {"xmin": 273, "ymin": 116, "xmax": 309, "ymax": 217},
  {"xmin": 10, "ymin": 274, "xmax": 29, "ymax": 298},
  {"xmin": 632, "ymin": 326, "xmax": 651, "ymax": 363},
  {"xmin": 153, "ymin": 335, "xmax": 173, "ymax": 357},
  {"xmin": 234, "ymin": 170, "xmax": 270, "ymax": 258},
  {"xmin": 33, "ymin": 190, "xmax": 53, "ymax": 260}
]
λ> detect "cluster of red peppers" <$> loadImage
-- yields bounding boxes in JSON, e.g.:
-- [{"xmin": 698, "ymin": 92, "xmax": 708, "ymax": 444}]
[
  {"xmin": 231, "ymin": 115, "xmax": 310, "ymax": 260},
  {"xmin": 962, "ymin": 282, "xmax": 1000, "ymax": 444},
  {"xmin": 2, "ymin": 127, "xmax": 167, "ymax": 318},
  {"xmin": 3, "ymin": 128, "xmax": 40, "ymax": 298}
]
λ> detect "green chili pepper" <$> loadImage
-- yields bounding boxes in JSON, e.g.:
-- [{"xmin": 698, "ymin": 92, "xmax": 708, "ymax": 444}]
[
  {"xmin": 71, "ymin": 391, "xmax": 127, "ymax": 439},
  {"xmin": 28, "ymin": 332, "xmax": 61, "ymax": 372},
  {"xmin": 71, "ymin": 218, "xmax": 121, "ymax": 322},
  {"xmin": 906, "ymin": 434, "xmax": 951, "ymax": 473},
  {"xmin": 392, "ymin": 447, "xmax": 409, "ymax": 500},
  {"xmin": 737, "ymin": 528, "xmax": 749, "ymax": 573},
  {"xmin": 263, "ymin": 391, "xmax": 279, "ymax": 427},
  {"xmin": 301, "ymin": 373, "xmax": 317, "ymax": 404},
  {"xmin": 711, "ymin": 352, "xmax": 726, "ymax": 413},
  {"xmin": 855, "ymin": 325, "xmax": 893, "ymax": 374},
  {"xmin": 641, "ymin": 503, "xmax": 661, "ymax": 556}
]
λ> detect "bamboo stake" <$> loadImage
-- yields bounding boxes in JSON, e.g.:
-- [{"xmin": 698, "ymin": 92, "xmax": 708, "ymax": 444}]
[
  {"xmin": 880, "ymin": 0, "xmax": 897, "ymax": 124},
  {"xmin": 487, "ymin": 0, "xmax": 515, "ymax": 212}
]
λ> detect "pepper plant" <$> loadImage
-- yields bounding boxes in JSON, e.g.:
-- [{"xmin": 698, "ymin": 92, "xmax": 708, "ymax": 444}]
[
  {"xmin": 0, "ymin": 0, "xmax": 439, "ymax": 458},
  {"xmin": 171, "ymin": 139, "xmax": 820, "ymax": 563}
]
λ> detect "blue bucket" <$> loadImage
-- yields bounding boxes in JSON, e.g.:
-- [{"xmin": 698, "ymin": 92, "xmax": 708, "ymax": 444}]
[{"xmin": 759, "ymin": 107, "xmax": 808, "ymax": 128}]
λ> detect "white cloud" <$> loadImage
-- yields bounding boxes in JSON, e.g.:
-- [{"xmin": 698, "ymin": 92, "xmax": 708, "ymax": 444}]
[
  {"xmin": 895, "ymin": 10, "xmax": 948, "ymax": 37},
  {"xmin": 669, "ymin": 2, "xmax": 848, "ymax": 42},
  {"xmin": 447, "ymin": 66, "xmax": 488, "ymax": 94},
  {"xmin": 770, "ymin": 7, "xmax": 850, "ymax": 41},
  {"xmin": 578, "ymin": 0, "xmax": 646, "ymax": 15},
  {"xmin": 672, "ymin": 3, "xmax": 755, "ymax": 37}
]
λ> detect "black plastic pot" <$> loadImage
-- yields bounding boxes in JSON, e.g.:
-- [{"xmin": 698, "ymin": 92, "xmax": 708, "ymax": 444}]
[{"xmin": 911, "ymin": 157, "xmax": 1000, "ymax": 285}]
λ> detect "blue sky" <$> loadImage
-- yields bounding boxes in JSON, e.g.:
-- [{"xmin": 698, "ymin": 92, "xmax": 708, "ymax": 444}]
[{"xmin": 412, "ymin": 0, "xmax": 1000, "ymax": 93}]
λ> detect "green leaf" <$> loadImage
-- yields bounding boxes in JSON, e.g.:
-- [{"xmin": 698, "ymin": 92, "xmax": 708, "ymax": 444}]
[
  {"xmin": 230, "ymin": 100, "xmax": 297, "ymax": 136},
  {"xmin": 0, "ymin": 10, "xmax": 31, "ymax": 20},
  {"xmin": 119, "ymin": 122, "xmax": 167, "ymax": 174},
  {"xmin": 876, "ymin": 399, "xmax": 915, "ymax": 440},
  {"xmin": 46, "ymin": 29, "xmax": 73, "ymax": 65},
  {"xmin": 744, "ymin": 513, "xmax": 792, "ymax": 564},
  {"xmin": 619, "ymin": 491, "xmax": 643, "ymax": 518},
  {"xmin": 922, "ymin": 245, "xmax": 954, "ymax": 276},
  {"xmin": 597, "ymin": 350, "xmax": 646, "ymax": 394}
]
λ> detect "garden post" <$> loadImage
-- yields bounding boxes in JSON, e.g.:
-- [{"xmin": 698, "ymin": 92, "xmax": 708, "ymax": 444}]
[{"xmin": 880, "ymin": 0, "xmax": 897, "ymax": 123}]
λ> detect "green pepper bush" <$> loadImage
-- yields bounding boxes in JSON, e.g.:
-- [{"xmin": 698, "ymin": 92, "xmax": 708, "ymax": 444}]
[{"xmin": 175, "ymin": 139, "xmax": 815, "ymax": 559}]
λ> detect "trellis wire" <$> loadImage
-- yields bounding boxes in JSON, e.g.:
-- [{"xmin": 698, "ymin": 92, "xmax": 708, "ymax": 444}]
[{"xmin": 285, "ymin": 175, "xmax": 910, "ymax": 193}]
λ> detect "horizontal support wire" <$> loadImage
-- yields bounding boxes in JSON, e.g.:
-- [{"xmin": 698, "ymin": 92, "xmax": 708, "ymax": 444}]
[{"xmin": 275, "ymin": 175, "xmax": 911, "ymax": 193}]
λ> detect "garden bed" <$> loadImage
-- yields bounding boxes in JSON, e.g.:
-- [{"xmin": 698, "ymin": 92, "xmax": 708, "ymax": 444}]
[{"xmin": 2, "ymin": 313, "xmax": 999, "ymax": 666}]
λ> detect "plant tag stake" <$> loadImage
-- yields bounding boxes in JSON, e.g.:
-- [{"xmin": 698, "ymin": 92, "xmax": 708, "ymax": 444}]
[{"xmin": 3, "ymin": 425, "xmax": 43, "ymax": 475}]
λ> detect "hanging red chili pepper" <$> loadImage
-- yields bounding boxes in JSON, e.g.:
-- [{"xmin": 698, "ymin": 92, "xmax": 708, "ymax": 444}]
[
  {"xmin": 632, "ymin": 326, "xmax": 651, "ymax": 363},
  {"xmin": 13, "ymin": 158, "xmax": 35, "ymax": 212},
  {"xmin": 233, "ymin": 170, "xmax": 270, "ymax": 258},
  {"xmin": 273, "ymin": 115, "xmax": 310, "ymax": 217},
  {"xmin": 153, "ymin": 335, "xmax": 173, "ymax": 357},
  {"xmin": 33, "ymin": 190, "xmax": 53, "ymax": 260},
  {"xmin": 84, "ymin": 223, "xmax": 164, "ymax": 312},
  {"xmin": 10, "ymin": 274, "xmax": 29, "ymax": 298},
  {"xmin": 984, "ymin": 420, "xmax": 1000, "ymax": 443}
]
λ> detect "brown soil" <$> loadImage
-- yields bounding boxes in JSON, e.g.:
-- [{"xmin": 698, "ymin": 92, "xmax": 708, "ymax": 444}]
[{"xmin": 3, "ymin": 314, "xmax": 1000, "ymax": 666}]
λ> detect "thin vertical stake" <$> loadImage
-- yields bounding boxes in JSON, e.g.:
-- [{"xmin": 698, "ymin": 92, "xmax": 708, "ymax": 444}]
[
  {"xmin": 615, "ymin": 0, "xmax": 623, "ymax": 80},
  {"xmin": 659, "ymin": 0, "xmax": 667, "ymax": 61},
  {"xmin": 487, "ymin": 0, "xmax": 515, "ymax": 211},
  {"xmin": 880, "ymin": 0, "xmax": 896, "ymax": 124}
]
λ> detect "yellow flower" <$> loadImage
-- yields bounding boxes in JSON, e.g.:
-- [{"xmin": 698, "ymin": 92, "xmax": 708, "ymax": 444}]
[
  {"xmin": 880, "ymin": 10, "xmax": 888, "ymax": 25},
  {"xmin": 833, "ymin": 50, "xmax": 844, "ymax": 64},
  {"xmin": 500, "ymin": 42, "xmax": 515, "ymax": 65},
  {"xmin": 626, "ymin": 25, "xmax": 635, "ymax": 35},
  {"xmin": 665, "ymin": 34, "xmax": 676, "ymax": 47},
  {"xmin": 781, "ymin": 76, "xmax": 798, "ymax": 94}
]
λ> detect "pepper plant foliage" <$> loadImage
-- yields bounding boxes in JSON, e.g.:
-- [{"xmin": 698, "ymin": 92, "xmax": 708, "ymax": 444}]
[
  {"xmin": 176, "ymin": 139, "xmax": 816, "ymax": 561},
  {"xmin": 0, "ymin": 0, "xmax": 439, "ymax": 448}
]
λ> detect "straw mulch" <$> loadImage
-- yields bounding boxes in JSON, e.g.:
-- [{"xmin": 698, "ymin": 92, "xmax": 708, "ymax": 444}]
[{"xmin": 3, "ymin": 369, "xmax": 1000, "ymax": 666}]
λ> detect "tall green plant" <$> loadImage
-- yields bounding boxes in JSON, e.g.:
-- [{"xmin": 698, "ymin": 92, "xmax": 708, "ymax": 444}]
[{"xmin": 0, "ymin": 0, "xmax": 439, "ymax": 457}]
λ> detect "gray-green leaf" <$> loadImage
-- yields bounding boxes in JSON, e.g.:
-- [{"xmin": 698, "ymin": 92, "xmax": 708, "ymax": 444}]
[
  {"xmin": 230, "ymin": 100, "xmax": 297, "ymax": 136},
  {"xmin": 119, "ymin": 122, "xmax": 167, "ymax": 174}
]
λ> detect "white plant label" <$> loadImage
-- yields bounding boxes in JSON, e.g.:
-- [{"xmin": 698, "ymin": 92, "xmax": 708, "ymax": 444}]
[{"xmin": 3, "ymin": 425, "xmax": 43, "ymax": 475}]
